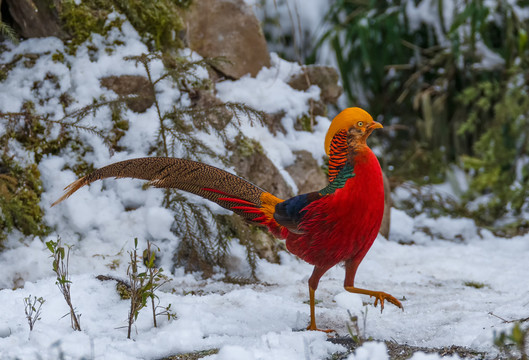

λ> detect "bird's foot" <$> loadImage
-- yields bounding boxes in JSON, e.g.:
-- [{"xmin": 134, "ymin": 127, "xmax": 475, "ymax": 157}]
[
  {"xmin": 344, "ymin": 287, "xmax": 403, "ymax": 313},
  {"xmin": 306, "ymin": 323, "xmax": 337, "ymax": 334},
  {"xmin": 371, "ymin": 291, "xmax": 403, "ymax": 313}
]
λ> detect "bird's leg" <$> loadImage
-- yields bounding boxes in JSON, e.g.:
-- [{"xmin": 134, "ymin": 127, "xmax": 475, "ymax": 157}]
[
  {"xmin": 343, "ymin": 259, "xmax": 403, "ymax": 312},
  {"xmin": 307, "ymin": 266, "xmax": 336, "ymax": 333}
]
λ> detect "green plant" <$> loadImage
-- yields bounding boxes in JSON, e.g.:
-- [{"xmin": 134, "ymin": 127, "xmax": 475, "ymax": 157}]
[
  {"xmin": 23, "ymin": 295, "xmax": 45, "ymax": 332},
  {"xmin": 46, "ymin": 238, "xmax": 81, "ymax": 331},
  {"xmin": 143, "ymin": 240, "xmax": 177, "ymax": 327},
  {"xmin": 318, "ymin": 0, "xmax": 529, "ymax": 230},
  {"xmin": 346, "ymin": 310, "xmax": 363, "ymax": 346},
  {"xmin": 0, "ymin": 21, "xmax": 18, "ymax": 44},
  {"xmin": 460, "ymin": 71, "xmax": 529, "ymax": 224},
  {"xmin": 494, "ymin": 322, "xmax": 529, "ymax": 360},
  {"xmin": 346, "ymin": 307, "xmax": 369, "ymax": 346},
  {"xmin": 126, "ymin": 238, "xmax": 175, "ymax": 338}
]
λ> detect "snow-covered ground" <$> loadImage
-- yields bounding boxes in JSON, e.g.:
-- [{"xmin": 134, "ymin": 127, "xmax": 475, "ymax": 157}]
[
  {"xmin": 1, "ymin": 15, "xmax": 528, "ymax": 360},
  {"xmin": 1, "ymin": 209, "xmax": 527, "ymax": 360}
]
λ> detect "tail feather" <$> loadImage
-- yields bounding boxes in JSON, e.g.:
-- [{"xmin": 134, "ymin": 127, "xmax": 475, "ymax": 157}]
[{"xmin": 52, "ymin": 157, "xmax": 284, "ymax": 226}]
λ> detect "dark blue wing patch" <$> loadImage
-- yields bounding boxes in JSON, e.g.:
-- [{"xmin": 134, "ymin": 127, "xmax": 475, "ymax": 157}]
[{"xmin": 274, "ymin": 192, "xmax": 321, "ymax": 234}]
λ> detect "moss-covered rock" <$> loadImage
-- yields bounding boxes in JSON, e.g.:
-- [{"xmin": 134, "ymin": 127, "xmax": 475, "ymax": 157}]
[
  {"xmin": 58, "ymin": 0, "xmax": 188, "ymax": 52},
  {"xmin": 0, "ymin": 156, "xmax": 48, "ymax": 244}
]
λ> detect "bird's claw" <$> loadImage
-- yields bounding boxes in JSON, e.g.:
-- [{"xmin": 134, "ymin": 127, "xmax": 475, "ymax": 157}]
[
  {"xmin": 371, "ymin": 291, "xmax": 403, "ymax": 313},
  {"xmin": 306, "ymin": 324, "xmax": 337, "ymax": 334}
]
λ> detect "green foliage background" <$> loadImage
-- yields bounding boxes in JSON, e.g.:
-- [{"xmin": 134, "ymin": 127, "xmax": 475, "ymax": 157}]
[{"xmin": 316, "ymin": 0, "xmax": 529, "ymax": 232}]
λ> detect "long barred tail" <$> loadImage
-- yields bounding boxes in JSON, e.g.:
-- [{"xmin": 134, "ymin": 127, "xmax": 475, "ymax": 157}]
[{"xmin": 51, "ymin": 157, "xmax": 284, "ymax": 227}]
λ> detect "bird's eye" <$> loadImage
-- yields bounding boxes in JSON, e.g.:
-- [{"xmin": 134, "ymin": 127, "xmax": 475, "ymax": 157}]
[{"xmin": 357, "ymin": 121, "xmax": 364, "ymax": 127}]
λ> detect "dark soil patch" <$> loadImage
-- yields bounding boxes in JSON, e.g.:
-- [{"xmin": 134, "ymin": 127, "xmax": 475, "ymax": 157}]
[{"xmin": 328, "ymin": 336, "xmax": 493, "ymax": 359}]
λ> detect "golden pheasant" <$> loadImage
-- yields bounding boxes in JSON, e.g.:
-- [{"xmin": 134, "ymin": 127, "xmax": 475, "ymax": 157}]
[{"xmin": 52, "ymin": 107, "xmax": 402, "ymax": 331}]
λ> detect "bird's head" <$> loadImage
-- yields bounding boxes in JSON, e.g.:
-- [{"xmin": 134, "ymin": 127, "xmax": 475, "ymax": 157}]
[{"xmin": 324, "ymin": 107, "xmax": 383, "ymax": 155}]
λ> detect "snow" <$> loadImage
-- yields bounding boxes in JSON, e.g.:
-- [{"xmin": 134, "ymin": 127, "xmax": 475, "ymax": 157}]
[
  {"xmin": 4, "ymin": 214, "xmax": 527, "ymax": 359},
  {"xmin": 1, "ymin": 12, "xmax": 529, "ymax": 360}
]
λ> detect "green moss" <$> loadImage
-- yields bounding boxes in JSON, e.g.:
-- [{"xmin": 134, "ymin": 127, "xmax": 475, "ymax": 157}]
[
  {"xmin": 0, "ymin": 157, "xmax": 49, "ymax": 244},
  {"xmin": 296, "ymin": 114, "xmax": 313, "ymax": 132},
  {"xmin": 60, "ymin": 0, "xmax": 189, "ymax": 52},
  {"xmin": 107, "ymin": 103, "xmax": 129, "ymax": 152},
  {"xmin": 0, "ymin": 54, "xmax": 23, "ymax": 82},
  {"xmin": 10, "ymin": 102, "xmax": 73, "ymax": 163},
  {"xmin": 60, "ymin": 0, "xmax": 111, "ymax": 51},
  {"xmin": 111, "ymin": 0, "xmax": 187, "ymax": 51},
  {"xmin": 52, "ymin": 51, "xmax": 65, "ymax": 63},
  {"xmin": 464, "ymin": 281, "xmax": 487, "ymax": 289},
  {"xmin": 235, "ymin": 135, "xmax": 263, "ymax": 157}
]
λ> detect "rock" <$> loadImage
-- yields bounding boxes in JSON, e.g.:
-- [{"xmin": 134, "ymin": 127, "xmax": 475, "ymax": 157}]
[
  {"xmin": 380, "ymin": 172, "xmax": 392, "ymax": 239},
  {"xmin": 308, "ymin": 99, "xmax": 328, "ymax": 117},
  {"xmin": 288, "ymin": 65, "xmax": 343, "ymax": 104},
  {"xmin": 183, "ymin": 0, "xmax": 271, "ymax": 79},
  {"xmin": 285, "ymin": 150, "xmax": 327, "ymax": 194},
  {"xmin": 264, "ymin": 111, "xmax": 286, "ymax": 135},
  {"xmin": 100, "ymin": 75, "xmax": 155, "ymax": 113},
  {"xmin": 4, "ymin": 0, "xmax": 66, "ymax": 39},
  {"xmin": 230, "ymin": 135, "xmax": 293, "ymax": 200}
]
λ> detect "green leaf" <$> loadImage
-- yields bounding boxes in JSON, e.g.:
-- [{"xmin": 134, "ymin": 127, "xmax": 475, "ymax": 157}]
[
  {"xmin": 46, "ymin": 240, "xmax": 55, "ymax": 253},
  {"xmin": 519, "ymin": 28, "xmax": 528, "ymax": 54},
  {"xmin": 511, "ymin": 323, "xmax": 524, "ymax": 344},
  {"xmin": 58, "ymin": 247, "xmax": 65, "ymax": 259}
]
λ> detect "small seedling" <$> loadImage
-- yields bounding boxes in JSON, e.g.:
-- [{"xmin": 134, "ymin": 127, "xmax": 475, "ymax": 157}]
[
  {"xmin": 155, "ymin": 303, "xmax": 177, "ymax": 323},
  {"xmin": 46, "ymin": 237, "xmax": 81, "ymax": 331},
  {"xmin": 126, "ymin": 238, "xmax": 175, "ymax": 339},
  {"xmin": 23, "ymin": 295, "xmax": 45, "ymax": 332},
  {"xmin": 346, "ymin": 307, "xmax": 370, "ymax": 345},
  {"xmin": 143, "ymin": 240, "xmax": 175, "ymax": 327}
]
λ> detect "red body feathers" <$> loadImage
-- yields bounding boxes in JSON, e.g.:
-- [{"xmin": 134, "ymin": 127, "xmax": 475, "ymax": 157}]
[{"xmin": 281, "ymin": 147, "xmax": 384, "ymax": 267}]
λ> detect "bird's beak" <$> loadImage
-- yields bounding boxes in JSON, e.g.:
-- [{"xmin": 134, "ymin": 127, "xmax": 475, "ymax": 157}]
[{"xmin": 369, "ymin": 121, "xmax": 383, "ymax": 130}]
